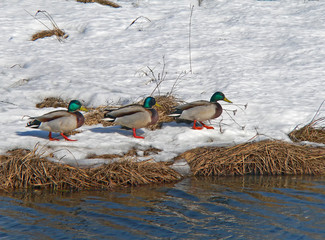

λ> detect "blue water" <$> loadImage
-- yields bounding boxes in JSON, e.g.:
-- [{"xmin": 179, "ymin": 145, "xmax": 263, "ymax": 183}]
[{"xmin": 0, "ymin": 175, "xmax": 324, "ymax": 240}]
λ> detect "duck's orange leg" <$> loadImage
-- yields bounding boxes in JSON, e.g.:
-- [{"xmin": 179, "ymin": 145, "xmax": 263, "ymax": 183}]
[
  {"xmin": 199, "ymin": 121, "xmax": 214, "ymax": 129},
  {"xmin": 61, "ymin": 133, "xmax": 77, "ymax": 141},
  {"xmin": 133, "ymin": 128, "xmax": 144, "ymax": 139},
  {"xmin": 48, "ymin": 132, "xmax": 59, "ymax": 141},
  {"xmin": 192, "ymin": 120, "xmax": 203, "ymax": 130}
]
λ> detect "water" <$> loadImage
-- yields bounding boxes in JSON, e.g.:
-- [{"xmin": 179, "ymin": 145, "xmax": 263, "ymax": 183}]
[{"xmin": 0, "ymin": 175, "xmax": 324, "ymax": 240}]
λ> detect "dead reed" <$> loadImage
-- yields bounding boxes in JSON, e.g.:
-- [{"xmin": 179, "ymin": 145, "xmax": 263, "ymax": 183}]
[
  {"xmin": 32, "ymin": 29, "xmax": 67, "ymax": 41},
  {"xmin": 88, "ymin": 147, "xmax": 162, "ymax": 159},
  {"xmin": 76, "ymin": 0, "xmax": 121, "ymax": 8},
  {"xmin": 289, "ymin": 117, "xmax": 325, "ymax": 144},
  {"xmin": 149, "ymin": 95, "xmax": 180, "ymax": 130},
  {"xmin": 30, "ymin": 10, "xmax": 68, "ymax": 41},
  {"xmin": 177, "ymin": 140, "xmax": 325, "ymax": 176},
  {"xmin": 84, "ymin": 106, "xmax": 113, "ymax": 127},
  {"xmin": 36, "ymin": 97, "xmax": 67, "ymax": 108},
  {"xmin": 0, "ymin": 148, "xmax": 181, "ymax": 191}
]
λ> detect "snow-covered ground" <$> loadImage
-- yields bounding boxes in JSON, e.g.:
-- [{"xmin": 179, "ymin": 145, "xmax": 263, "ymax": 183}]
[{"xmin": 1, "ymin": 0, "xmax": 324, "ymax": 169}]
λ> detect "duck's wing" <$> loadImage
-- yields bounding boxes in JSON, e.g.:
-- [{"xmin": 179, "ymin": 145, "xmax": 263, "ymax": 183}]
[
  {"xmin": 170, "ymin": 100, "xmax": 218, "ymax": 121},
  {"xmin": 176, "ymin": 100, "xmax": 210, "ymax": 110},
  {"xmin": 32, "ymin": 110, "xmax": 71, "ymax": 122},
  {"xmin": 104, "ymin": 105, "xmax": 145, "ymax": 119},
  {"xmin": 169, "ymin": 100, "xmax": 210, "ymax": 117}
]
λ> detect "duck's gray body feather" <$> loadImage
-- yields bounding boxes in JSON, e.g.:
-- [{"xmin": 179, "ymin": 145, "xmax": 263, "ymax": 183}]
[
  {"xmin": 173, "ymin": 100, "xmax": 222, "ymax": 121},
  {"xmin": 104, "ymin": 105, "xmax": 158, "ymax": 129},
  {"xmin": 28, "ymin": 110, "xmax": 84, "ymax": 133}
]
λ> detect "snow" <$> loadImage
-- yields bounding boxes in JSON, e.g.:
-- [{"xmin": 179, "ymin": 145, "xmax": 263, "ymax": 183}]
[{"xmin": 1, "ymin": 0, "xmax": 324, "ymax": 171}]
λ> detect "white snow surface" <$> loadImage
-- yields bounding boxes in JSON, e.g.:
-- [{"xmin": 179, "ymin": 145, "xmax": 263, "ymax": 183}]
[{"xmin": 1, "ymin": 0, "xmax": 324, "ymax": 170}]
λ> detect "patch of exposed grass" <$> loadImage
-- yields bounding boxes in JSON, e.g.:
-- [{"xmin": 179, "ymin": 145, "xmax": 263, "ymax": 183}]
[
  {"xmin": 289, "ymin": 118, "xmax": 325, "ymax": 144},
  {"xmin": 177, "ymin": 140, "xmax": 325, "ymax": 176},
  {"xmin": 84, "ymin": 106, "xmax": 113, "ymax": 127},
  {"xmin": 29, "ymin": 10, "xmax": 68, "ymax": 41},
  {"xmin": 32, "ymin": 29, "xmax": 68, "ymax": 41},
  {"xmin": 36, "ymin": 97, "xmax": 67, "ymax": 108},
  {"xmin": 76, "ymin": 0, "xmax": 121, "ymax": 8},
  {"xmin": 88, "ymin": 147, "xmax": 162, "ymax": 159},
  {"xmin": 0, "ymin": 147, "xmax": 181, "ymax": 191}
]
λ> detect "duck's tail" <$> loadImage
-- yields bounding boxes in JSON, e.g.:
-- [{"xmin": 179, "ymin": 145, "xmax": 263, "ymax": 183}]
[
  {"xmin": 168, "ymin": 109, "xmax": 183, "ymax": 117},
  {"xmin": 26, "ymin": 119, "xmax": 41, "ymax": 128},
  {"xmin": 103, "ymin": 112, "xmax": 116, "ymax": 122}
]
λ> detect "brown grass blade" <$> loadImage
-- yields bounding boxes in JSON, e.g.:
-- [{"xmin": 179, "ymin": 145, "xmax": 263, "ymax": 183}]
[
  {"xmin": 0, "ymin": 147, "xmax": 181, "ymax": 191},
  {"xmin": 177, "ymin": 140, "xmax": 325, "ymax": 176}
]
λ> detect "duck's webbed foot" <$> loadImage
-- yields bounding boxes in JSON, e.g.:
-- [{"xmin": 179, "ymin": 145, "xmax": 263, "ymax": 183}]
[
  {"xmin": 48, "ymin": 132, "xmax": 59, "ymax": 141},
  {"xmin": 199, "ymin": 121, "xmax": 214, "ymax": 129},
  {"xmin": 61, "ymin": 133, "xmax": 77, "ymax": 141}
]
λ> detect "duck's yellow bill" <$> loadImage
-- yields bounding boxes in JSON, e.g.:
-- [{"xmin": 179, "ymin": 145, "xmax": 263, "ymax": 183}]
[
  {"xmin": 155, "ymin": 103, "xmax": 162, "ymax": 107},
  {"xmin": 223, "ymin": 97, "xmax": 232, "ymax": 103},
  {"xmin": 80, "ymin": 106, "xmax": 89, "ymax": 112}
]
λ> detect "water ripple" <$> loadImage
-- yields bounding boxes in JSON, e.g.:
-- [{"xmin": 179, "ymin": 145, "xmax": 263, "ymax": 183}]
[{"xmin": 0, "ymin": 175, "xmax": 324, "ymax": 239}]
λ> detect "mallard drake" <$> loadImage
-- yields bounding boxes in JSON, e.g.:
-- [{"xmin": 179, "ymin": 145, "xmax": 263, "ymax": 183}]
[
  {"xmin": 169, "ymin": 92, "xmax": 232, "ymax": 130},
  {"xmin": 26, "ymin": 100, "xmax": 88, "ymax": 141},
  {"xmin": 103, "ymin": 96, "xmax": 159, "ymax": 139}
]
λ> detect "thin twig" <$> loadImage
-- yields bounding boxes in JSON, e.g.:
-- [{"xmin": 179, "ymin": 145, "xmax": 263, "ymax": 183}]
[
  {"xmin": 311, "ymin": 99, "xmax": 325, "ymax": 123},
  {"xmin": 24, "ymin": 9, "xmax": 51, "ymax": 31},
  {"xmin": 126, "ymin": 16, "xmax": 151, "ymax": 30},
  {"xmin": 224, "ymin": 109, "xmax": 245, "ymax": 130}
]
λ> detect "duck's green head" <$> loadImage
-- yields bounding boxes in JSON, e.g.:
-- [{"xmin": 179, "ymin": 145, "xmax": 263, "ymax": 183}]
[
  {"xmin": 210, "ymin": 92, "xmax": 232, "ymax": 103},
  {"xmin": 143, "ymin": 97, "xmax": 159, "ymax": 108},
  {"xmin": 68, "ymin": 100, "xmax": 88, "ymax": 112}
]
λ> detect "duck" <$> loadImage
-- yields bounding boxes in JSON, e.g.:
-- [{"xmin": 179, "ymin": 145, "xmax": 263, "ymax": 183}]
[
  {"xmin": 26, "ymin": 100, "xmax": 88, "ymax": 141},
  {"xmin": 169, "ymin": 92, "xmax": 232, "ymax": 130},
  {"xmin": 103, "ymin": 96, "xmax": 159, "ymax": 139}
]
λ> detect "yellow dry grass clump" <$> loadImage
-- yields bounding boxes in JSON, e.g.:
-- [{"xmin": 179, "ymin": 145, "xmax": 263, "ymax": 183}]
[
  {"xmin": 289, "ymin": 118, "xmax": 325, "ymax": 144},
  {"xmin": 88, "ymin": 147, "xmax": 162, "ymax": 160},
  {"xmin": 31, "ymin": 29, "xmax": 68, "ymax": 41},
  {"xmin": 36, "ymin": 97, "xmax": 67, "ymax": 108},
  {"xmin": 84, "ymin": 106, "xmax": 113, "ymax": 127},
  {"xmin": 0, "ymin": 148, "xmax": 181, "ymax": 191},
  {"xmin": 77, "ymin": 0, "xmax": 121, "ymax": 8},
  {"xmin": 178, "ymin": 140, "xmax": 325, "ymax": 176}
]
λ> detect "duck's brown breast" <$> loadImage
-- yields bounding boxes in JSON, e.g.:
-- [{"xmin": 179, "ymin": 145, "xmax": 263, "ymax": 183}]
[
  {"xmin": 75, "ymin": 111, "xmax": 85, "ymax": 128},
  {"xmin": 148, "ymin": 109, "xmax": 159, "ymax": 125},
  {"xmin": 212, "ymin": 102, "xmax": 223, "ymax": 119}
]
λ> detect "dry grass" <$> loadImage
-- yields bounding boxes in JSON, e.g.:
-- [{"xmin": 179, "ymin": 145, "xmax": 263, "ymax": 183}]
[
  {"xmin": 289, "ymin": 118, "xmax": 325, "ymax": 144},
  {"xmin": 30, "ymin": 10, "xmax": 68, "ymax": 41},
  {"xmin": 77, "ymin": 0, "xmax": 121, "ymax": 8},
  {"xmin": 2, "ymin": 140, "xmax": 325, "ymax": 191},
  {"xmin": 177, "ymin": 140, "xmax": 325, "ymax": 176},
  {"xmin": 88, "ymin": 147, "xmax": 162, "ymax": 159},
  {"xmin": 31, "ymin": 29, "xmax": 67, "ymax": 41},
  {"xmin": 0, "ymin": 147, "xmax": 181, "ymax": 191},
  {"xmin": 36, "ymin": 97, "xmax": 67, "ymax": 108},
  {"xmin": 84, "ymin": 106, "xmax": 113, "ymax": 127}
]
